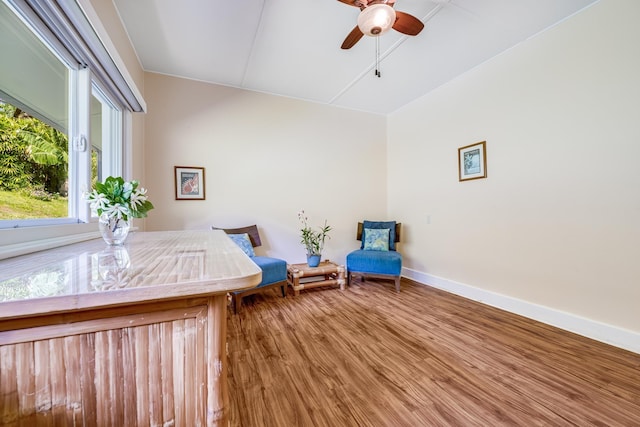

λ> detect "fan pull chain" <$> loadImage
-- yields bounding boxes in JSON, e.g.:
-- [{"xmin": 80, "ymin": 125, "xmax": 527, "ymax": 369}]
[{"xmin": 375, "ymin": 36, "xmax": 381, "ymax": 78}]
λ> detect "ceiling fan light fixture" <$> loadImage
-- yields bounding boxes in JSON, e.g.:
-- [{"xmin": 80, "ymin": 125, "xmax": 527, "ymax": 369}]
[{"xmin": 357, "ymin": 4, "xmax": 396, "ymax": 37}]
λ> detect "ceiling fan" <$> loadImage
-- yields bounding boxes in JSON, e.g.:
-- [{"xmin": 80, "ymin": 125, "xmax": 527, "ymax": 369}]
[{"xmin": 338, "ymin": 0, "xmax": 425, "ymax": 49}]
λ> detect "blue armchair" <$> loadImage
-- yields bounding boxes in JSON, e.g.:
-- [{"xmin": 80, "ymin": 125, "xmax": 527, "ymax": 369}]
[
  {"xmin": 346, "ymin": 221, "xmax": 402, "ymax": 292},
  {"xmin": 213, "ymin": 225, "xmax": 287, "ymax": 313}
]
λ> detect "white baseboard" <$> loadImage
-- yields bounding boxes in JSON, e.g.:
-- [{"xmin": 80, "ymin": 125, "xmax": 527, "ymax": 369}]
[{"xmin": 402, "ymin": 267, "xmax": 640, "ymax": 355}]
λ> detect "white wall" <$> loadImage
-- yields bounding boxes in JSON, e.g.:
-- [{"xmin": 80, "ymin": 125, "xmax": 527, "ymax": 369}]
[
  {"xmin": 143, "ymin": 73, "xmax": 387, "ymax": 265},
  {"xmin": 136, "ymin": 0, "xmax": 639, "ymax": 351},
  {"xmin": 388, "ymin": 0, "xmax": 640, "ymax": 345}
]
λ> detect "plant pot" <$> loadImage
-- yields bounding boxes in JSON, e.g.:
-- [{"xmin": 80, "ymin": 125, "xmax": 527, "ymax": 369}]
[
  {"xmin": 307, "ymin": 254, "xmax": 321, "ymax": 267},
  {"xmin": 99, "ymin": 213, "xmax": 130, "ymax": 245}
]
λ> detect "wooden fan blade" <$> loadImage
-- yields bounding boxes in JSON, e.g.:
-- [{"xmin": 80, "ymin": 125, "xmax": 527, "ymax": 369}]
[
  {"xmin": 341, "ymin": 26, "xmax": 364, "ymax": 49},
  {"xmin": 337, "ymin": 0, "xmax": 359, "ymax": 7},
  {"xmin": 393, "ymin": 11, "xmax": 425, "ymax": 36}
]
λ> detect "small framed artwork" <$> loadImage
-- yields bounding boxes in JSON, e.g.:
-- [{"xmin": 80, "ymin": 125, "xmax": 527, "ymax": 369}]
[
  {"xmin": 458, "ymin": 141, "xmax": 487, "ymax": 182},
  {"xmin": 175, "ymin": 166, "xmax": 205, "ymax": 200}
]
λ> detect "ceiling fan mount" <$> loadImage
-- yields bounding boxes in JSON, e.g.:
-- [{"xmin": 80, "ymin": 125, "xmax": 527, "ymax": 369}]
[
  {"xmin": 352, "ymin": 0, "xmax": 395, "ymax": 8},
  {"xmin": 338, "ymin": 0, "xmax": 425, "ymax": 49}
]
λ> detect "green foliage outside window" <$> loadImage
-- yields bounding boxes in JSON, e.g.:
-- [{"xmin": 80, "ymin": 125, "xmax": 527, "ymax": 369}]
[
  {"xmin": 0, "ymin": 101, "xmax": 70, "ymax": 220},
  {"xmin": 0, "ymin": 101, "xmax": 68, "ymax": 198}
]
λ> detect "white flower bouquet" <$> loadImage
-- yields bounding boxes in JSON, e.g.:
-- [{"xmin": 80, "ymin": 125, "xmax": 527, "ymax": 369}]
[{"xmin": 85, "ymin": 176, "xmax": 154, "ymax": 220}]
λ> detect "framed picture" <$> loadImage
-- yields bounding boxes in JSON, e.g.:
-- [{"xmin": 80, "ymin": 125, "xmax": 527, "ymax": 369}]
[
  {"xmin": 175, "ymin": 166, "xmax": 205, "ymax": 200},
  {"xmin": 458, "ymin": 141, "xmax": 487, "ymax": 181}
]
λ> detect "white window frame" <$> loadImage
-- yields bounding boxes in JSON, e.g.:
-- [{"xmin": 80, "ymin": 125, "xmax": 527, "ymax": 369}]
[
  {"xmin": 0, "ymin": 0, "xmax": 143, "ymax": 259},
  {"xmin": 92, "ymin": 83, "xmax": 124, "ymax": 184}
]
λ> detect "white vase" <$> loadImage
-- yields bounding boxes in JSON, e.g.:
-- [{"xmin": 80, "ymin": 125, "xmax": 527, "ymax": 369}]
[
  {"xmin": 99, "ymin": 213, "xmax": 130, "ymax": 245},
  {"xmin": 93, "ymin": 246, "xmax": 131, "ymax": 290}
]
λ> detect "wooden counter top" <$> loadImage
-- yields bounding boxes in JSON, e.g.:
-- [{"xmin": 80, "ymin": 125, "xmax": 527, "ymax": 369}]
[{"xmin": 0, "ymin": 229, "xmax": 262, "ymax": 320}]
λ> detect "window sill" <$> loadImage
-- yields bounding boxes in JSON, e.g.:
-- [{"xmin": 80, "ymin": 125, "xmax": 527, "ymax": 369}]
[{"xmin": 0, "ymin": 222, "xmax": 99, "ymax": 260}]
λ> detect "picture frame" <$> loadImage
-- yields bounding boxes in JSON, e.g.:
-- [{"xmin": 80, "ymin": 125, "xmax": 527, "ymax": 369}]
[
  {"xmin": 174, "ymin": 166, "xmax": 205, "ymax": 200},
  {"xmin": 458, "ymin": 141, "xmax": 487, "ymax": 182}
]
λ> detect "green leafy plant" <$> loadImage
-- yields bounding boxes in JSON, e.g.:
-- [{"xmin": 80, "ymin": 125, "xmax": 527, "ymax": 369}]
[
  {"xmin": 84, "ymin": 176, "xmax": 154, "ymax": 221},
  {"xmin": 298, "ymin": 210, "xmax": 331, "ymax": 256},
  {"xmin": 0, "ymin": 101, "xmax": 68, "ymax": 195}
]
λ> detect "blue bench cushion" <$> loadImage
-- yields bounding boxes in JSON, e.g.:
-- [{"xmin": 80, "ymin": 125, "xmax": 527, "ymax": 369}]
[
  {"xmin": 346, "ymin": 249, "xmax": 402, "ymax": 276},
  {"xmin": 250, "ymin": 256, "xmax": 287, "ymax": 288}
]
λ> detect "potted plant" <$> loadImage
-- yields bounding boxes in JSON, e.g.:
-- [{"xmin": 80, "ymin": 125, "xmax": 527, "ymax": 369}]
[
  {"xmin": 84, "ymin": 176, "xmax": 154, "ymax": 245},
  {"xmin": 298, "ymin": 210, "xmax": 331, "ymax": 267}
]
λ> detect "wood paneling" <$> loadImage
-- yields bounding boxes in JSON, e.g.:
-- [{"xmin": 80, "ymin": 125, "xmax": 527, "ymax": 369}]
[
  {"xmin": 227, "ymin": 278, "xmax": 640, "ymax": 426},
  {"xmin": 0, "ymin": 305, "xmax": 208, "ymax": 426}
]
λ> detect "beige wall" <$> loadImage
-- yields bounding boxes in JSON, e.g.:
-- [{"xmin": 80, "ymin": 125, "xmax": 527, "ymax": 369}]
[
  {"xmin": 143, "ymin": 73, "xmax": 387, "ymax": 264},
  {"xmin": 388, "ymin": 0, "xmax": 640, "ymax": 334},
  {"xmin": 83, "ymin": 0, "xmax": 638, "ymax": 348}
]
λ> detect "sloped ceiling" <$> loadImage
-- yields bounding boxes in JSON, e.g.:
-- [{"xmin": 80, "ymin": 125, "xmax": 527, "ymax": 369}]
[{"xmin": 113, "ymin": 0, "xmax": 599, "ymax": 115}]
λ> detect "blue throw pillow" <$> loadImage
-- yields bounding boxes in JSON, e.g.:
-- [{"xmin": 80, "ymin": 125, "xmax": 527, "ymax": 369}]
[
  {"xmin": 361, "ymin": 220, "xmax": 397, "ymax": 250},
  {"xmin": 363, "ymin": 228, "xmax": 389, "ymax": 251},
  {"xmin": 228, "ymin": 233, "xmax": 255, "ymax": 257}
]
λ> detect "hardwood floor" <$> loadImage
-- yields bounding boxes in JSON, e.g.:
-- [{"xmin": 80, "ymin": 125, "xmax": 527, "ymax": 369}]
[{"xmin": 226, "ymin": 278, "xmax": 640, "ymax": 426}]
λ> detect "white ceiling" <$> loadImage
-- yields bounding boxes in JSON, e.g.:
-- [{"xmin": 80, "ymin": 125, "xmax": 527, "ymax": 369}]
[{"xmin": 113, "ymin": 0, "xmax": 598, "ymax": 115}]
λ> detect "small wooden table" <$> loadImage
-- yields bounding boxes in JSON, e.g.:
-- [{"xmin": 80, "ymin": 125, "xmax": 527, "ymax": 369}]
[{"xmin": 287, "ymin": 260, "xmax": 345, "ymax": 296}]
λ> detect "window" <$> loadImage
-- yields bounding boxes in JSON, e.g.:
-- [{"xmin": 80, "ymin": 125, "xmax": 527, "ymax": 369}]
[
  {"xmin": 91, "ymin": 86, "xmax": 123, "ymax": 187},
  {"xmin": 0, "ymin": 1, "xmax": 71, "ymax": 223},
  {"xmin": 0, "ymin": 0, "xmax": 145, "ymax": 258}
]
